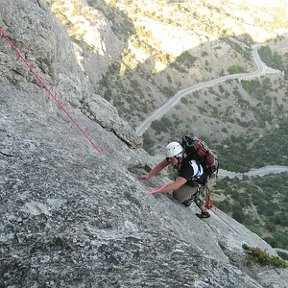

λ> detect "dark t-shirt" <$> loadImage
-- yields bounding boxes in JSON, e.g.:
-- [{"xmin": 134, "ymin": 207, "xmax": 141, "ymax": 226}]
[{"xmin": 178, "ymin": 159, "xmax": 205, "ymax": 186}]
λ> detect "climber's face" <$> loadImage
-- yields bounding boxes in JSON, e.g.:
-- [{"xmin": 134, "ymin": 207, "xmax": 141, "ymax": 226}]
[{"xmin": 166, "ymin": 156, "xmax": 181, "ymax": 165}]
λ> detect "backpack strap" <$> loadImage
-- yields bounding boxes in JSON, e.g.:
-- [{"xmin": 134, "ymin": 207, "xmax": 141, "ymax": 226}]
[{"xmin": 189, "ymin": 160, "xmax": 203, "ymax": 178}]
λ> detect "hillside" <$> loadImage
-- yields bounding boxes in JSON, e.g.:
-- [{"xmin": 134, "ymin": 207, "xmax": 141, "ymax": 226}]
[
  {"xmin": 214, "ymin": 172, "xmax": 288, "ymax": 253},
  {"xmin": 46, "ymin": 0, "xmax": 288, "ymax": 163},
  {"xmin": 1, "ymin": 0, "xmax": 288, "ymax": 287}
]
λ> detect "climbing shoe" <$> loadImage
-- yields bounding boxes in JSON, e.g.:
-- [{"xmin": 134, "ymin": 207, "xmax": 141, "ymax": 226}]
[{"xmin": 195, "ymin": 211, "xmax": 210, "ymax": 219}]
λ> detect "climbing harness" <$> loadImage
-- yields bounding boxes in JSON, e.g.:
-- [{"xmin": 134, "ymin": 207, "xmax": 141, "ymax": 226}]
[
  {"xmin": 182, "ymin": 185, "xmax": 204, "ymax": 207},
  {"xmin": 0, "ymin": 27, "xmax": 102, "ymax": 153}
]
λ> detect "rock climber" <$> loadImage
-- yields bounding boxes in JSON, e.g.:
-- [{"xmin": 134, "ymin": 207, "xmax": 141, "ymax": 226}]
[{"xmin": 141, "ymin": 141, "xmax": 210, "ymax": 218}]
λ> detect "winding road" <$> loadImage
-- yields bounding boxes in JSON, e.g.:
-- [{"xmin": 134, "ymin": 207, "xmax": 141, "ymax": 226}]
[
  {"xmin": 218, "ymin": 165, "xmax": 288, "ymax": 179},
  {"xmin": 136, "ymin": 45, "xmax": 281, "ymax": 136}
]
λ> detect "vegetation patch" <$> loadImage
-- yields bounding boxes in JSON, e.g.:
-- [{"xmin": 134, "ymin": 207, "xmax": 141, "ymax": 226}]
[
  {"xmin": 227, "ymin": 65, "xmax": 246, "ymax": 74},
  {"xmin": 175, "ymin": 51, "xmax": 197, "ymax": 68},
  {"xmin": 214, "ymin": 173, "xmax": 288, "ymax": 250},
  {"xmin": 242, "ymin": 243, "xmax": 287, "ymax": 268},
  {"xmin": 258, "ymin": 46, "xmax": 284, "ymax": 70},
  {"xmin": 216, "ymin": 118, "xmax": 288, "ymax": 172}
]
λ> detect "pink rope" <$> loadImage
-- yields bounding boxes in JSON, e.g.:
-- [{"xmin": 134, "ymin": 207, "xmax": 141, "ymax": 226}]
[{"xmin": 0, "ymin": 27, "xmax": 102, "ymax": 153}]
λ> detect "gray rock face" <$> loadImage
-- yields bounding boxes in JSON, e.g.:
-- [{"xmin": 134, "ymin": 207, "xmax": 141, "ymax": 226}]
[
  {"xmin": 0, "ymin": 84, "xmax": 263, "ymax": 288},
  {"xmin": 0, "ymin": 1, "xmax": 287, "ymax": 287}
]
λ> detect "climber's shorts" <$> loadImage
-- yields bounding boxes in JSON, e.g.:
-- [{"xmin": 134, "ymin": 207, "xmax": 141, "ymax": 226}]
[{"xmin": 172, "ymin": 184, "xmax": 205, "ymax": 207}]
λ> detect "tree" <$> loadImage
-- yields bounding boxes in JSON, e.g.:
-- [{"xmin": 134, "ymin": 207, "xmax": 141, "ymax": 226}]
[{"xmin": 232, "ymin": 204, "xmax": 245, "ymax": 223}]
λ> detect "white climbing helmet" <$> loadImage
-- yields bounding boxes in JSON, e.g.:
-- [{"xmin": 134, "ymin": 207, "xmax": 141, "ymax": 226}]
[{"xmin": 165, "ymin": 142, "xmax": 184, "ymax": 158}]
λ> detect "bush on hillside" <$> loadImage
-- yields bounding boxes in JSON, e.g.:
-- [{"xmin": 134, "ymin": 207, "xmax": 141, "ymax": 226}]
[
  {"xmin": 242, "ymin": 243, "xmax": 287, "ymax": 268},
  {"xmin": 228, "ymin": 65, "xmax": 246, "ymax": 74}
]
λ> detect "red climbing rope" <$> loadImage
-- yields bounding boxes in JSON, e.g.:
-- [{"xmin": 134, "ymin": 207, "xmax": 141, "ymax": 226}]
[{"xmin": 0, "ymin": 27, "xmax": 102, "ymax": 153}]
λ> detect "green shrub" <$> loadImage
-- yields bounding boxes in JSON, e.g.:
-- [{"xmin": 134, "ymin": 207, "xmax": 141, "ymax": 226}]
[
  {"xmin": 143, "ymin": 132, "xmax": 155, "ymax": 155},
  {"xmin": 246, "ymin": 224, "xmax": 263, "ymax": 237},
  {"xmin": 242, "ymin": 243, "xmax": 287, "ymax": 268},
  {"xmin": 271, "ymin": 231, "xmax": 288, "ymax": 249},
  {"xmin": 175, "ymin": 51, "xmax": 197, "ymax": 68},
  {"xmin": 228, "ymin": 65, "xmax": 246, "ymax": 74},
  {"xmin": 167, "ymin": 165, "xmax": 177, "ymax": 180},
  {"xmin": 277, "ymin": 251, "xmax": 288, "ymax": 261},
  {"xmin": 258, "ymin": 46, "xmax": 284, "ymax": 70},
  {"xmin": 232, "ymin": 204, "xmax": 245, "ymax": 223}
]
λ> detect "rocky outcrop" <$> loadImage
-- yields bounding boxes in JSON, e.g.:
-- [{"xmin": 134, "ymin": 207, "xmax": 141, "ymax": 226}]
[
  {"xmin": 0, "ymin": 1, "xmax": 287, "ymax": 287},
  {"xmin": 81, "ymin": 93, "xmax": 142, "ymax": 148}
]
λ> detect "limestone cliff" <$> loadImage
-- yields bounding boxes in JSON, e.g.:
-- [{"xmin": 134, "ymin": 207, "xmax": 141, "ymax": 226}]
[{"xmin": 0, "ymin": 1, "xmax": 287, "ymax": 287}]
